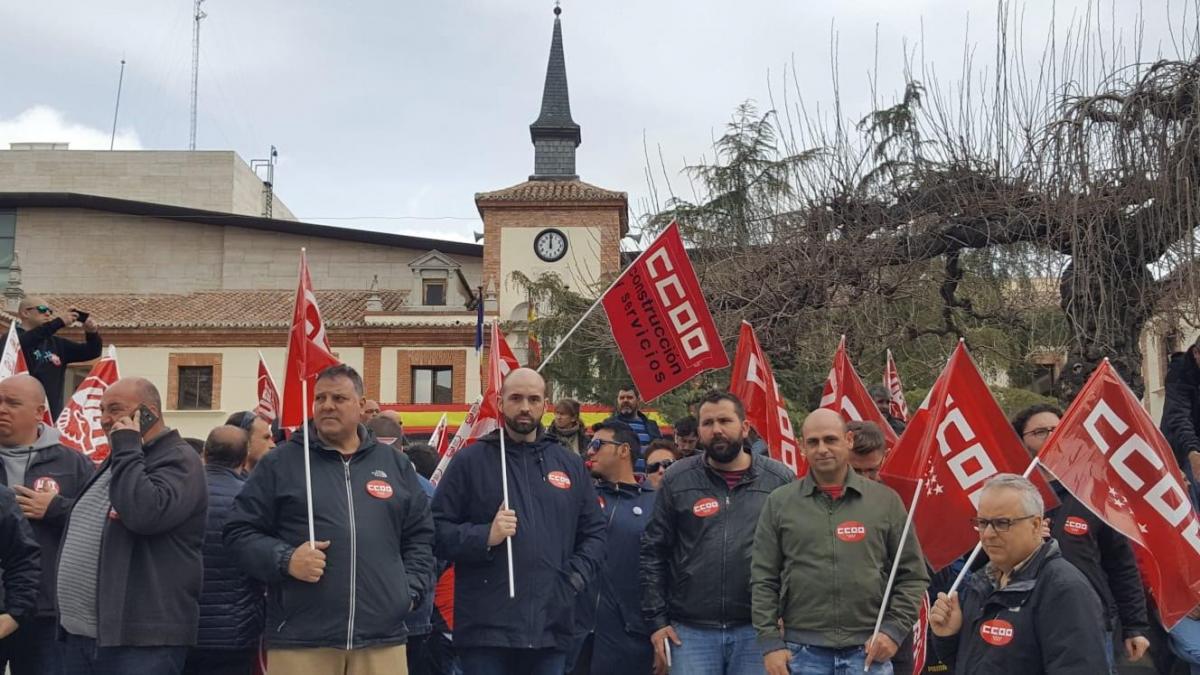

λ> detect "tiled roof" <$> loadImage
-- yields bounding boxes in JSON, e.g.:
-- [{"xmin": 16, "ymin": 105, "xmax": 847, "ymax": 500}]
[
  {"xmin": 20, "ymin": 290, "xmax": 414, "ymax": 329},
  {"xmin": 475, "ymin": 180, "xmax": 627, "ymax": 204}
]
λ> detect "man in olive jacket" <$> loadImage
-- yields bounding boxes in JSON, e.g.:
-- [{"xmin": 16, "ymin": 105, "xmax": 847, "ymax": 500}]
[{"xmin": 751, "ymin": 409, "xmax": 928, "ymax": 675}]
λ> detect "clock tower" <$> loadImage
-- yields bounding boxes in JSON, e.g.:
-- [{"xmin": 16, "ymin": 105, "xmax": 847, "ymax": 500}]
[{"xmin": 476, "ymin": 5, "xmax": 628, "ymax": 327}]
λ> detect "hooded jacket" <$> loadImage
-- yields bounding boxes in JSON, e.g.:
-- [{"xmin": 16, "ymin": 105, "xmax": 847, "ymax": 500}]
[
  {"xmin": 0, "ymin": 423, "xmax": 94, "ymax": 617},
  {"xmin": 432, "ymin": 428, "xmax": 607, "ymax": 651},
  {"xmin": 17, "ymin": 318, "xmax": 102, "ymax": 418},
  {"xmin": 1162, "ymin": 347, "xmax": 1200, "ymax": 470},
  {"xmin": 224, "ymin": 423, "xmax": 435, "ymax": 650},
  {"xmin": 933, "ymin": 539, "xmax": 1109, "ymax": 675}
]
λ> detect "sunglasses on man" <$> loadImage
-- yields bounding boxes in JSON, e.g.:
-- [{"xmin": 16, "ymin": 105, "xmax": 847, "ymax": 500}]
[{"xmin": 646, "ymin": 459, "xmax": 674, "ymax": 473}]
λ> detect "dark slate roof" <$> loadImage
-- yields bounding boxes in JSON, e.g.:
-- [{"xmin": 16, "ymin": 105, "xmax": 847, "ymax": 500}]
[{"xmin": 529, "ymin": 7, "xmax": 581, "ymax": 145}]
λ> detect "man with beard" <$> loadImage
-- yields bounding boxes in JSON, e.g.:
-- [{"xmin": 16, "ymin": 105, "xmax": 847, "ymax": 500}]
[
  {"xmin": 604, "ymin": 385, "xmax": 662, "ymax": 448},
  {"xmin": 433, "ymin": 368, "xmax": 606, "ymax": 675},
  {"xmin": 568, "ymin": 421, "xmax": 656, "ymax": 675},
  {"xmin": 640, "ymin": 389, "xmax": 794, "ymax": 675}
]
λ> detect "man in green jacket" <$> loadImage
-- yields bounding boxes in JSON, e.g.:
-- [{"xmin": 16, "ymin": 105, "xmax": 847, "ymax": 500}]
[{"xmin": 751, "ymin": 408, "xmax": 928, "ymax": 675}]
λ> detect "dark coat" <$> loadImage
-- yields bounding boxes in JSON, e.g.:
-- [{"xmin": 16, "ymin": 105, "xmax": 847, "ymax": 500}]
[
  {"xmin": 0, "ymin": 485, "xmax": 40, "ymax": 625},
  {"xmin": 432, "ymin": 429, "xmax": 607, "ymax": 651},
  {"xmin": 933, "ymin": 540, "xmax": 1109, "ymax": 675},
  {"xmin": 17, "ymin": 319, "xmax": 102, "ymax": 418},
  {"xmin": 59, "ymin": 428, "xmax": 208, "ymax": 647},
  {"xmin": 1162, "ymin": 347, "xmax": 1200, "ymax": 470},
  {"xmin": 196, "ymin": 465, "xmax": 264, "ymax": 650},
  {"xmin": 224, "ymin": 424, "xmax": 434, "ymax": 650},
  {"xmin": 602, "ymin": 411, "xmax": 662, "ymax": 445}
]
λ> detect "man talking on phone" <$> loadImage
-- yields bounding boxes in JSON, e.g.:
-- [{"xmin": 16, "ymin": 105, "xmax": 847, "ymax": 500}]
[
  {"xmin": 16, "ymin": 297, "xmax": 102, "ymax": 418},
  {"xmin": 56, "ymin": 377, "xmax": 207, "ymax": 674}
]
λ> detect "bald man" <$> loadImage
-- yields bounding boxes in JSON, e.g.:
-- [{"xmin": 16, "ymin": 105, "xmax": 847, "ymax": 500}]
[
  {"xmin": 0, "ymin": 374, "xmax": 93, "ymax": 675},
  {"xmin": 15, "ymin": 297, "xmax": 102, "ymax": 418},
  {"xmin": 751, "ymin": 409, "xmax": 928, "ymax": 675},
  {"xmin": 57, "ymin": 377, "xmax": 207, "ymax": 674},
  {"xmin": 433, "ymin": 367, "xmax": 606, "ymax": 675}
]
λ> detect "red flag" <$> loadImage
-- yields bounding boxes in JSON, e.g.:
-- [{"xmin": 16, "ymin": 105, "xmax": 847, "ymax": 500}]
[
  {"xmin": 600, "ymin": 221, "xmax": 729, "ymax": 402},
  {"xmin": 0, "ymin": 322, "xmax": 25, "ymax": 380},
  {"xmin": 281, "ymin": 250, "xmax": 340, "ymax": 428},
  {"xmin": 885, "ymin": 349, "xmax": 909, "ymax": 422},
  {"xmin": 254, "ymin": 353, "xmax": 281, "ymax": 424},
  {"xmin": 56, "ymin": 353, "xmax": 120, "ymax": 463},
  {"xmin": 1038, "ymin": 360, "xmax": 1200, "ymax": 628},
  {"xmin": 879, "ymin": 342, "xmax": 1057, "ymax": 570},
  {"xmin": 819, "ymin": 337, "xmax": 899, "ymax": 446},
  {"xmin": 729, "ymin": 321, "xmax": 805, "ymax": 477},
  {"xmin": 429, "ymin": 413, "xmax": 451, "ymax": 457},
  {"xmin": 913, "ymin": 593, "xmax": 929, "ymax": 673}
]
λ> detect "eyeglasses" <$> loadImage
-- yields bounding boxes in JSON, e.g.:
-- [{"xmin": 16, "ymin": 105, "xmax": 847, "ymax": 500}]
[
  {"xmin": 586, "ymin": 438, "xmax": 621, "ymax": 453},
  {"xmin": 646, "ymin": 459, "xmax": 674, "ymax": 473},
  {"xmin": 969, "ymin": 515, "xmax": 1038, "ymax": 532},
  {"xmin": 1022, "ymin": 427, "xmax": 1056, "ymax": 440},
  {"xmin": 31, "ymin": 305, "xmax": 51, "ymax": 314}
]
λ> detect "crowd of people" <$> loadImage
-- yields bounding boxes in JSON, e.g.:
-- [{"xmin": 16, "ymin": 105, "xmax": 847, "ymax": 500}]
[{"xmin": 5, "ymin": 301, "xmax": 1200, "ymax": 674}]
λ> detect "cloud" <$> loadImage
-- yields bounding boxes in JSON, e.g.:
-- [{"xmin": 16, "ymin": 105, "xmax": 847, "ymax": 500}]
[{"xmin": 0, "ymin": 106, "xmax": 142, "ymax": 151}]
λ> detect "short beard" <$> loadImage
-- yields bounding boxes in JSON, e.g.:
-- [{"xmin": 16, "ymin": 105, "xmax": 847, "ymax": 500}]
[
  {"xmin": 618, "ymin": 405, "xmax": 636, "ymax": 416},
  {"xmin": 701, "ymin": 436, "xmax": 744, "ymax": 464},
  {"xmin": 504, "ymin": 414, "xmax": 538, "ymax": 435}
]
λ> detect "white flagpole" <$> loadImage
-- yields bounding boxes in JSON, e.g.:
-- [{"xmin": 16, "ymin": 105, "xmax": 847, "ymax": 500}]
[
  {"xmin": 301, "ymin": 378, "xmax": 316, "ymax": 548},
  {"xmin": 866, "ymin": 476, "xmax": 924, "ymax": 670},
  {"xmin": 947, "ymin": 457, "xmax": 1042, "ymax": 596},
  {"xmin": 499, "ymin": 424, "xmax": 515, "ymax": 599}
]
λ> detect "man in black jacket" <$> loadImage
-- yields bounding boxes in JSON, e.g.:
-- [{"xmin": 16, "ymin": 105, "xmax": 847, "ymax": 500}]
[
  {"xmin": 0, "ymin": 374, "xmax": 93, "ymax": 675},
  {"xmin": 57, "ymin": 377, "xmax": 208, "ymax": 674},
  {"xmin": 640, "ymin": 389, "xmax": 795, "ymax": 675},
  {"xmin": 1162, "ymin": 338, "xmax": 1200, "ymax": 491},
  {"xmin": 15, "ymin": 297, "xmax": 102, "ymax": 417},
  {"xmin": 0, "ymin": 484, "xmax": 39, "ymax": 662},
  {"xmin": 433, "ymin": 367, "xmax": 606, "ymax": 675},
  {"xmin": 930, "ymin": 474, "xmax": 1108, "ymax": 674},
  {"xmin": 604, "ymin": 384, "xmax": 662, "ymax": 448},
  {"xmin": 225, "ymin": 364, "xmax": 434, "ymax": 674},
  {"xmin": 185, "ymin": 425, "xmax": 263, "ymax": 675}
]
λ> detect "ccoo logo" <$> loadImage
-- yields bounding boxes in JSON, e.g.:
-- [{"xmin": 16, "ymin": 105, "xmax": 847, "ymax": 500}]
[
  {"xmin": 33, "ymin": 477, "xmax": 59, "ymax": 493},
  {"xmin": 365, "ymin": 480, "xmax": 393, "ymax": 500},
  {"xmin": 547, "ymin": 471, "xmax": 572, "ymax": 490},
  {"xmin": 979, "ymin": 619, "xmax": 1014, "ymax": 646},
  {"xmin": 836, "ymin": 521, "xmax": 867, "ymax": 543},
  {"xmin": 692, "ymin": 497, "xmax": 720, "ymax": 518},
  {"xmin": 1063, "ymin": 516, "xmax": 1089, "ymax": 536}
]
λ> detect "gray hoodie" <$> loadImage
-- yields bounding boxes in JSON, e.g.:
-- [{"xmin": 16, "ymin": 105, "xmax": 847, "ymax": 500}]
[{"xmin": 0, "ymin": 423, "xmax": 65, "ymax": 489}]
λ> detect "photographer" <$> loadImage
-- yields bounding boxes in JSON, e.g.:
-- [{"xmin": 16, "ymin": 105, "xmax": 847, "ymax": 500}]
[{"xmin": 16, "ymin": 297, "xmax": 102, "ymax": 418}]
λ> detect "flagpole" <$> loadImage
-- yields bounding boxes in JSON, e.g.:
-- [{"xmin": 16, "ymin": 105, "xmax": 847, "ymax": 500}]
[
  {"xmin": 947, "ymin": 457, "xmax": 1041, "ymax": 596},
  {"xmin": 301, "ymin": 378, "xmax": 316, "ymax": 548},
  {"xmin": 499, "ymin": 424, "xmax": 515, "ymax": 599},
  {"xmin": 866, "ymin": 476, "xmax": 924, "ymax": 670}
]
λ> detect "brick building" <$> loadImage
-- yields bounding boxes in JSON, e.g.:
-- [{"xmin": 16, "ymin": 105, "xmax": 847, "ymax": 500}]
[{"xmin": 0, "ymin": 7, "xmax": 627, "ymax": 438}]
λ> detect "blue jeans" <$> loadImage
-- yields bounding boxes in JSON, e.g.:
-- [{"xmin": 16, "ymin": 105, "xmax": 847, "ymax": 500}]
[
  {"xmin": 1171, "ymin": 617, "xmax": 1200, "ymax": 674},
  {"xmin": 786, "ymin": 642, "xmax": 893, "ymax": 675},
  {"xmin": 671, "ymin": 623, "xmax": 763, "ymax": 675},
  {"xmin": 458, "ymin": 647, "xmax": 565, "ymax": 675},
  {"xmin": 60, "ymin": 632, "xmax": 187, "ymax": 675}
]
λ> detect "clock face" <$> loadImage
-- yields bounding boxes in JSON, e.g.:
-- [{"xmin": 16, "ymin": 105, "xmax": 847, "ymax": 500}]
[{"xmin": 534, "ymin": 228, "xmax": 568, "ymax": 262}]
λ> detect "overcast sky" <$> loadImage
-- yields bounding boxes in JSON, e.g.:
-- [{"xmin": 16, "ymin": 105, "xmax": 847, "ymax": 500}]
[{"xmin": 0, "ymin": 1, "xmax": 1188, "ymax": 242}]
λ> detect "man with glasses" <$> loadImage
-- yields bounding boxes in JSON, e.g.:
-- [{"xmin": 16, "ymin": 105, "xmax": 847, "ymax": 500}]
[
  {"xmin": 16, "ymin": 297, "xmax": 102, "ymax": 418},
  {"xmin": 1011, "ymin": 404, "xmax": 1150, "ymax": 671},
  {"xmin": 929, "ymin": 473, "xmax": 1108, "ymax": 674},
  {"xmin": 224, "ymin": 411, "xmax": 277, "ymax": 473},
  {"xmin": 567, "ymin": 421, "xmax": 656, "ymax": 675}
]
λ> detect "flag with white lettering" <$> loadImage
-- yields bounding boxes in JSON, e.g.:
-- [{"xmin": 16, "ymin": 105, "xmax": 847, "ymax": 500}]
[
  {"xmin": 879, "ymin": 342, "xmax": 1057, "ymax": 570},
  {"xmin": 1038, "ymin": 359, "xmax": 1200, "ymax": 628},
  {"xmin": 819, "ymin": 337, "xmax": 899, "ymax": 447},
  {"xmin": 601, "ymin": 221, "xmax": 729, "ymax": 402},
  {"xmin": 57, "ymin": 348, "xmax": 120, "ymax": 462},
  {"xmin": 0, "ymin": 322, "xmax": 24, "ymax": 380},
  {"xmin": 429, "ymin": 413, "xmax": 450, "ymax": 457},
  {"xmin": 885, "ymin": 349, "xmax": 909, "ymax": 422},
  {"xmin": 913, "ymin": 593, "xmax": 929, "ymax": 674},
  {"xmin": 281, "ymin": 250, "xmax": 340, "ymax": 428},
  {"xmin": 254, "ymin": 352, "xmax": 281, "ymax": 424},
  {"xmin": 730, "ymin": 321, "xmax": 805, "ymax": 476}
]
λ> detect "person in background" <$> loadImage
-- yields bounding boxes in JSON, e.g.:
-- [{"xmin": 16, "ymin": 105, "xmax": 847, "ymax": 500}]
[
  {"xmin": 868, "ymin": 385, "xmax": 906, "ymax": 435},
  {"xmin": 0, "ymin": 374, "xmax": 93, "ymax": 675},
  {"xmin": 672, "ymin": 416, "xmax": 698, "ymax": 457},
  {"xmin": 642, "ymin": 439, "xmax": 679, "ymax": 491},
  {"xmin": 362, "ymin": 399, "xmax": 382, "ymax": 423},
  {"xmin": 546, "ymin": 398, "xmax": 588, "ymax": 456},
  {"xmin": 225, "ymin": 411, "xmax": 277, "ymax": 473},
  {"xmin": 185, "ymin": 426, "xmax": 263, "ymax": 675},
  {"xmin": 405, "ymin": 444, "xmax": 440, "ymax": 482},
  {"xmin": 0, "ymin": 483, "xmax": 39, "ymax": 673},
  {"xmin": 605, "ymin": 385, "xmax": 662, "ymax": 448},
  {"xmin": 846, "ymin": 420, "xmax": 886, "ymax": 481},
  {"xmin": 16, "ymin": 297, "xmax": 103, "ymax": 418}
]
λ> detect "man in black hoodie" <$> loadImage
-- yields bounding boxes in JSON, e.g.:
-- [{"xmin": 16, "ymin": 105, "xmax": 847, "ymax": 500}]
[
  {"xmin": 15, "ymin": 297, "xmax": 102, "ymax": 418},
  {"xmin": 1162, "ymin": 337, "xmax": 1200, "ymax": 492},
  {"xmin": 0, "ymin": 374, "xmax": 93, "ymax": 675},
  {"xmin": 433, "ymin": 368, "xmax": 606, "ymax": 675}
]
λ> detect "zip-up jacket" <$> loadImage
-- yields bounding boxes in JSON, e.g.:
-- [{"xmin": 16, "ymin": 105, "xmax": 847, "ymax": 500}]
[
  {"xmin": 1162, "ymin": 347, "xmax": 1200, "ymax": 470},
  {"xmin": 639, "ymin": 452, "xmax": 795, "ymax": 632},
  {"xmin": 58, "ymin": 428, "xmax": 208, "ymax": 647},
  {"xmin": 0, "ymin": 424, "xmax": 94, "ymax": 617},
  {"xmin": 0, "ymin": 484, "xmax": 40, "ymax": 626},
  {"xmin": 17, "ymin": 319, "xmax": 102, "ymax": 418},
  {"xmin": 571, "ymin": 480, "xmax": 657, "ymax": 673},
  {"xmin": 1046, "ymin": 480, "xmax": 1149, "ymax": 639},
  {"xmin": 197, "ymin": 465, "xmax": 264, "ymax": 650},
  {"xmin": 933, "ymin": 539, "xmax": 1108, "ymax": 675},
  {"xmin": 750, "ymin": 469, "xmax": 929, "ymax": 653},
  {"xmin": 603, "ymin": 411, "xmax": 662, "ymax": 444},
  {"xmin": 224, "ymin": 424, "xmax": 435, "ymax": 650},
  {"xmin": 432, "ymin": 429, "xmax": 606, "ymax": 651}
]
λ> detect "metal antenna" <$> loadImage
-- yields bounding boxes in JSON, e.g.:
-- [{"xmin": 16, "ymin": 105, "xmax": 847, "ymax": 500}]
[
  {"xmin": 109, "ymin": 58, "xmax": 126, "ymax": 151},
  {"xmin": 189, "ymin": 0, "xmax": 207, "ymax": 150}
]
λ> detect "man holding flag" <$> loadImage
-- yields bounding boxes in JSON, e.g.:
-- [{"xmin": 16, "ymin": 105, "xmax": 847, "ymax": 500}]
[
  {"xmin": 432, "ymin": 368, "xmax": 605, "ymax": 675},
  {"xmin": 751, "ymin": 409, "xmax": 927, "ymax": 675}
]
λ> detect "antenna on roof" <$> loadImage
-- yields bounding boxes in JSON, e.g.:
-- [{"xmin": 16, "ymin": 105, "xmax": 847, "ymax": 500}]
[
  {"xmin": 189, "ymin": 0, "xmax": 207, "ymax": 150},
  {"xmin": 109, "ymin": 58, "xmax": 126, "ymax": 151},
  {"xmin": 251, "ymin": 146, "xmax": 278, "ymax": 218}
]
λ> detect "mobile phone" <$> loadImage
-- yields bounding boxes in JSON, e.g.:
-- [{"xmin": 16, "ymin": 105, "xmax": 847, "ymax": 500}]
[
  {"xmin": 136, "ymin": 404, "xmax": 159, "ymax": 433},
  {"xmin": 71, "ymin": 309, "xmax": 90, "ymax": 324}
]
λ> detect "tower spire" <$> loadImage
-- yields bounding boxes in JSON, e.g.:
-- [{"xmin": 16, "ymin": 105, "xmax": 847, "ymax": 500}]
[{"xmin": 529, "ymin": 4, "xmax": 580, "ymax": 181}]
